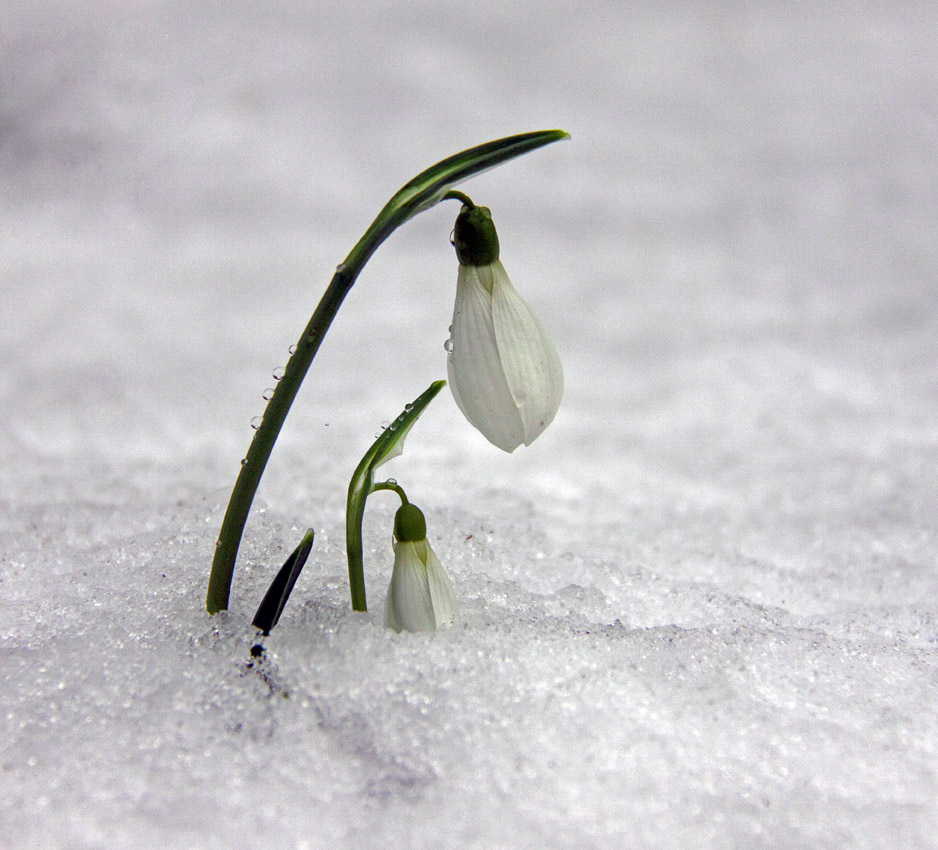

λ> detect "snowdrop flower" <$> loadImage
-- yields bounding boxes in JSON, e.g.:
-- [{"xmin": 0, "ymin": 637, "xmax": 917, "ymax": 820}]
[
  {"xmin": 447, "ymin": 202, "xmax": 563, "ymax": 452},
  {"xmin": 385, "ymin": 503, "xmax": 457, "ymax": 633}
]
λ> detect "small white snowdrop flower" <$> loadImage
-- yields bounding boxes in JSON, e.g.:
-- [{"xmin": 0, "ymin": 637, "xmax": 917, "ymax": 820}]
[
  {"xmin": 385, "ymin": 503, "xmax": 457, "ymax": 633},
  {"xmin": 447, "ymin": 202, "xmax": 563, "ymax": 452}
]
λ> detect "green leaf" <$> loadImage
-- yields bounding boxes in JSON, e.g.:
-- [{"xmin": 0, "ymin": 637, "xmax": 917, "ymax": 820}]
[
  {"xmin": 391, "ymin": 129, "xmax": 569, "ymax": 215},
  {"xmin": 345, "ymin": 381, "xmax": 446, "ymax": 611},
  {"xmin": 343, "ymin": 130, "xmax": 570, "ymax": 270},
  {"xmin": 251, "ymin": 528, "xmax": 314, "ymax": 635}
]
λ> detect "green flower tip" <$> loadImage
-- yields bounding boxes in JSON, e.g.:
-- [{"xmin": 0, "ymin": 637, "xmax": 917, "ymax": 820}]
[
  {"xmin": 453, "ymin": 205, "xmax": 500, "ymax": 266},
  {"xmin": 394, "ymin": 503, "xmax": 427, "ymax": 542}
]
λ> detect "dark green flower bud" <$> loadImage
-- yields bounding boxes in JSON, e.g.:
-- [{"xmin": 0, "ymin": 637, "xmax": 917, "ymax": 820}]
[
  {"xmin": 453, "ymin": 205, "xmax": 500, "ymax": 266},
  {"xmin": 394, "ymin": 502, "xmax": 427, "ymax": 542}
]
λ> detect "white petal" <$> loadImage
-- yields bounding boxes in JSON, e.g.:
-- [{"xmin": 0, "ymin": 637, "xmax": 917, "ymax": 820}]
[
  {"xmin": 490, "ymin": 260, "xmax": 564, "ymax": 445},
  {"xmin": 384, "ymin": 541, "xmax": 435, "ymax": 632},
  {"xmin": 447, "ymin": 264, "xmax": 526, "ymax": 452},
  {"xmin": 423, "ymin": 542, "xmax": 458, "ymax": 629}
]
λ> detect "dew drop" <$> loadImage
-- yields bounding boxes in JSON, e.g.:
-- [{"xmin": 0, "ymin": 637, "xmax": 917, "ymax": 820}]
[
  {"xmin": 389, "ymin": 421, "xmax": 398, "ymax": 431},
  {"xmin": 240, "ymin": 458, "xmax": 248, "ymax": 467},
  {"xmin": 381, "ymin": 420, "xmax": 390, "ymax": 430},
  {"xmin": 272, "ymin": 366, "xmax": 285, "ymax": 381},
  {"xmin": 336, "ymin": 262, "xmax": 347, "ymax": 274},
  {"xmin": 404, "ymin": 402, "xmax": 414, "ymax": 411},
  {"xmin": 262, "ymin": 387, "xmax": 275, "ymax": 401},
  {"xmin": 288, "ymin": 344, "xmax": 297, "ymax": 356},
  {"xmin": 385, "ymin": 478, "xmax": 397, "ymax": 486},
  {"xmin": 251, "ymin": 416, "xmax": 263, "ymax": 430},
  {"xmin": 443, "ymin": 338, "xmax": 454, "ymax": 353}
]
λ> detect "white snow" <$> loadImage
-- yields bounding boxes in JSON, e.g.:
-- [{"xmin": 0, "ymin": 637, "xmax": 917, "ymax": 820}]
[{"xmin": 2, "ymin": 2, "xmax": 937, "ymax": 848}]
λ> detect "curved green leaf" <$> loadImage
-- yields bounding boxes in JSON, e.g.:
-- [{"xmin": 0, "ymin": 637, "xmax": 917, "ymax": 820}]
[
  {"xmin": 344, "ymin": 129, "xmax": 570, "ymax": 271},
  {"xmin": 251, "ymin": 528, "xmax": 315, "ymax": 635}
]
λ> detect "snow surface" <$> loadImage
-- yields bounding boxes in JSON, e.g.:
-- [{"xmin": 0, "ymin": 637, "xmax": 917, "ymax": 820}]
[{"xmin": 2, "ymin": 1, "xmax": 938, "ymax": 848}]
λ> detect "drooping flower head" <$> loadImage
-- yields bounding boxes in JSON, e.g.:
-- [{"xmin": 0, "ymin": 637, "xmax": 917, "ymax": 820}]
[
  {"xmin": 447, "ymin": 202, "xmax": 563, "ymax": 452},
  {"xmin": 385, "ymin": 502, "xmax": 457, "ymax": 633}
]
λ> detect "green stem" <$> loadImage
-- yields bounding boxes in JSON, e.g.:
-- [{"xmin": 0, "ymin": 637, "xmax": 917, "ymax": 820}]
[
  {"xmin": 371, "ymin": 481, "xmax": 409, "ymax": 503},
  {"xmin": 442, "ymin": 190, "xmax": 475, "ymax": 208},
  {"xmin": 206, "ymin": 270, "xmax": 351, "ymax": 613},
  {"xmin": 344, "ymin": 480, "xmax": 408, "ymax": 611},
  {"xmin": 206, "ymin": 129, "xmax": 568, "ymax": 613}
]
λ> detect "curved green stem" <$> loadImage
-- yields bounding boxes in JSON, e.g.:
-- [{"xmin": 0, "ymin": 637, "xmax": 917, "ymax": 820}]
[
  {"xmin": 206, "ymin": 129, "xmax": 568, "ymax": 613},
  {"xmin": 371, "ymin": 481, "xmax": 409, "ymax": 503},
  {"xmin": 206, "ymin": 270, "xmax": 351, "ymax": 613},
  {"xmin": 442, "ymin": 190, "xmax": 475, "ymax": 208}
]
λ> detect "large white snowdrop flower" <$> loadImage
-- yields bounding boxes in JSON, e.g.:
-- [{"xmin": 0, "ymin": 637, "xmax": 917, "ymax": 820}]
[
  {"xmin": 385, "ymin": 503, "xmax": 457, "ymax": 633},
  {"xmin": 447, "ymin": 202, "xmax": 563, "ymax": 452}
]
